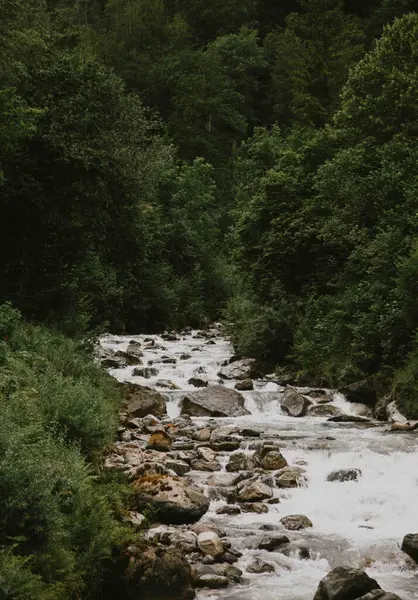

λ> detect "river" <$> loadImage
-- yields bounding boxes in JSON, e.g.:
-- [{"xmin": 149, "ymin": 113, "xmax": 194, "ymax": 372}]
[{"xmin": 101, "ymin": 327, "xmax": 418, "ymax": 600}]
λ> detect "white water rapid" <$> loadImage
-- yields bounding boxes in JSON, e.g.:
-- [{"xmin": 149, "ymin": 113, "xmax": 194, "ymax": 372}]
[{"xmin": 101, "ymin": 328, "xmax": 418, "ymax": 600}]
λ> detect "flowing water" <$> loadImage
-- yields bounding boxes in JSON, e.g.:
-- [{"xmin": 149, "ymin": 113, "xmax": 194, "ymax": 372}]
[{"xmin": 101, "ymin": 329, "xmax": 418, "ymax": 600}]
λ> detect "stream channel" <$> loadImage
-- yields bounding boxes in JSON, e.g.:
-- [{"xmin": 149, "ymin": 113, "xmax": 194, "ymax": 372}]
[{"xmin": 101, "ymin": 327, "xmax": 418, "ymax": 600}]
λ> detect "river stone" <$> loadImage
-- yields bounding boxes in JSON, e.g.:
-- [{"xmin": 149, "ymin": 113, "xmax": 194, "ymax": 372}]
[
  {"xmin": 261, "ymin": 451, "xmax": 288, "ymax": 470},
  {"xmin": 275, "ymin": 466, "xmax": 307, "ymax": 488},
  {"xmin": 126, "ymin": 341, "xmax": 143, "ymax": 356},
  {"xmin": 308, "ymin": 404, "xmax": 343, "ymax": 417},
  {"xmin": 401, "ymin": 533, "xmax": 418, "ymax": 562},
  {"xmin": 198, "ymin": 532, "xmax": 225, "ymax": 557},
  {"xmin": 207, "ymin": 472, "xmax": 242, "ymax": 487},
  {"xmin": 160, "ymin": 529, "xmax": 198, "ymax": 553},
  {"xmin": 196, "ymin": 447, "xmax": 217, "ymax": 462},
  {"xmin": 235, "ymin": 379, "xmax": 254, "ymax": 391},
  {"xmin": 281, "ymin": 388, "xmax": 312, "ymax": 417},
  {"xmin": 216, "ymin": 505, "xmax": 241, "ymax": 515},
  {"xmin": 188, "ymin": 377, "xmax": 208, "ymax": 388},
  {"xmin": 124, "ymin": 384, "xmax": 167, "ymax": 418},
  {"xmin": 115, "ymin": 350, "xmax": 143, "ymax": 366},
  {"xmin": 328, "ymin": 415, "xmax": 370, "ymax": 423},
  {"xmin": 216, "ymin": 564, "xmax": 243, "ymax": 583},
  {"xmin": 165, "ymin": 459, "xmax": 191, "ymax": 476},
  {"xmin": 132, "ymin": 367, "xmax": 159, "ymax": 378},
  {"xmin": 326, "ymin": 468, "xmax": 362, "ymax": 483},
  {"xmin": 155, "ymin": 379, "xmax": 180, "ymax": 390},
  {"xmin": 280, "ymin": 514, "xmax": 313, "ymax": 530},
  {"xmin": 192, "ymin": 428, "xmax": 212, "ymax": 442},
  {"xmin": 133, "ymin": 474, "xmax": 209, "ymax": 524},
  {"xmin": 247, "ymin": 558, "xmax": 275, "ymax": 573},
  {"xmin": 196, "ymin": 574, "xmax": 229, "ymax": 589},
  {"xmin": 236, "ymin": 480, "xmax": 273, "ymax": 502},
  {"xmin": 257, "ymin": 535, "xmax": 290, "ymax": 551},
  {"xmin": 313, "ymin": 567, "xmax": 381, "ymax": 600},
  {"xmin": 180, "ymin": 386, "xmax": 250, "ymax": 417},
  {"xmin": 356, "ymin": 592, "xmax": 402, "ymax": 600},
  {"xmin": 241, "ymin": 502, "xmax": 269, "ymax": 514},
  {"xmin": 147, "ymin": 430, "xmax": 172, "ymax": 452},
  {"xmin": 218, "ymin": 358, "xmax": 259, "ymax": 380},
  {"xmin": 226, "ymin": 452, "xmax": 258, "ymax": 472},
  {"xmin": 124, "ymin": 543, "xmax": 195, "ymax": 600}
]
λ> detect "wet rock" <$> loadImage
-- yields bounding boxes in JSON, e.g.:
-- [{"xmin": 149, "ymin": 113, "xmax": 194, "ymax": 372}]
[
  {"xmin": 196, "ymin": 447, "xmax": 217, "ymax": 463},
  {"xmin": 192, "ymin": 428, "xmax": 212, "ymax": 442},
  {"xmin": 257, "ymin": 535, "xmax": 290, "ymax": 551},
  {"xmin": 162, "ymin": 333, "xmax": 180, "ymax": 341},
  {"xmin": 196, "ymin": 574, "xmax": 229, "ymax": 589},
  {"xmin": 327, "ymin": 468, "xmax": 362, "ymax": 483},
  {"xmin": 374, "ymin": 395, "xmax": 391, "ymax": 420},
  {"xmin": 226, "ymin": 452, "xmax": 258, "ymax": 472},
  {"xmin": 240, "ymin": 427, "xmax": 261, "ymax": 437},
  {"xmin": 218, "ymin": 358, "xmax": 260, "ymax": 380},
  {"xmin": 115, "ymin": 350, "xmax": 143, "ymax": 366},
  {"xmin": 180, "ymin": 386, "xmax": 250, "ymax": 418},
  {"xmin": 275, "ymin": 466, "xmax": 307, "ymax": 488},
  {"xmin": 216, "ymin": 564, "xmax": 243, "ymax": 583},
  {"xmin": 216, "ymin": 505, "xmax": 241, "ymax": 515},
  {"xmin": 308, "ymin": 404, "xmax": 343, "ymax": 417},
  {"xmin": 241, "ymin": 502, "xmax": 269, "ymax": 514},
  {"xmin": 221, "ymin": 549, "xmax": 242, "ymax": 564},
  {"xmin": 161, "ymin": 357, "xmax": 177, "ymax": 364},
  {"xmin": 280, "ymin": 514, "xmax": 313, "ymax": 530},
  {"xmin": 356, "ymin": 592, "xmax": 402, "ymax": 600},
  {"xmin": 132, "ymin": 367, "xmax": 159, "ymax": 378},
  {"xmin": 147, "ymin": 431, "xmax": 172, "ymax": 452},
  {"xmin": 124, "ymin": 384, "xmax": 167, "ymax": 418},
  {"xmin": 190, "ymin": 522, "xmax": 225, "ymax": 538},
  {"xmin": 172, "ymin": 441, "xmax": 195, "ymax": 451},
  {"xmin": 401, "ymin": 533, "xmax": 418, "ymax": 562},
  {"xmin": 155, "ymin": 379, "xmax": 180, "ymax": 390},
  {"xmin": 340, "ymin": 380, "xmax": 377, "ymax": 407},
  {"xmin": 159, "ymin": 529, "xmax": 198, "ymax": 553},
  {"xmin": 188, "ymin": 377, "xmax": 208, "ymax": 388},
  {"xmin": 254, "ymin": 441, "xmax": 282, "ymax": 460},
  {"xmin": 180, "ymin": 354, "xmax": 192, "ymax": 360},
  {"xmin": 281, "ymin": 388, "xmax": 312, "ymax": 417},
  {"xmin": 247, "ymin": 558, "xmax": 275, "ymax": 574},
  {"xmin": 124, "ymin": 543, "xmax": 195, "ymax": 600},
  {"xmin": 313, "ymin": 566, "xmax": 381, "ymax": 600},
  {"xmin": 207, "ymin": 472, "xmax": 242, "ymax": 487},
  {"xmin": 133, "ymin": 474, "xmax": 209, "ymax": 524},
  {"xmin": 210, "ymin": 438, "xmax": 242, "ymax": 452},
  {"xmin": 390, "ymin": 422, "xmax": 418, "ymax": 432},
  {"xmin": 198, "ymin": 532, "xmax": 225, "ymax": 557},
  {"xmin": 165, "ymin": 459, "xmax": 191, "ymax": 476},
  {"xmin": 235, "ymin": 379, "xmax": 254, "ymax": 391},
  {"xmin": 190, "ymin": 460, "xmax": 219, "ymax": 472},
  {"xmin": 236, "ymin": 480, "xmax": 273, "ymax": 503},
  {"xmin": 328, "ymin": 415, "xmax": 370, "ymax": 423},
  {"xmin": 127, "ymin": 511, "xmax": 146, "ymax": 528},
  {"xmin": 261, "ymin": 451, "xmax": 288, "ymax": 471}
]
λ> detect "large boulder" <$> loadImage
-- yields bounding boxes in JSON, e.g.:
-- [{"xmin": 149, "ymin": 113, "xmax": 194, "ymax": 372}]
[
  {"xmin": 275, "ymin": 466, "xmax": 307, "ymax": 488},
  {"xmin": 218, "ymin": 358, "xmax": 259, "ymax": 380},
  {"xmin": 124, "ymin": 384, "xmax": 167, "ymax": 418},
  {"xmin": 180, "ymin": 386, "xmax": 250, "ymax": 417},
  {"xmin": 260, "ymin": 451, "xmax": 288, "ymax": 471},
  {"xmin": 133, "ymin": 475, "xmax": 209, "ymax": 524},
  {"xmin": 340, "ymin": 380, "xmax": 377, "ymax": 407},
  {"xmin": 124, "ymin": 543, "xmax": 195, "ymax": 600},
  {"xmin": 226, "ymin": 452, "xmax": 258, "ymax": 472},
  {"xmin": 313, "ymin": 567, "xmax": 381, "ymax": 600},
  {"xmin": 281, "ymin": 388, "xmax": 312, "ymax": 417},
  {"xmin": 401, "ymin": 533, "xmax": 418, "ymax": 562}
]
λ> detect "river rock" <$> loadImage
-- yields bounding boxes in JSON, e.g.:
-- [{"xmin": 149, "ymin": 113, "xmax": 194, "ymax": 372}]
[
  {"xmin": 401, "ymin": 533, "xmax": 418, "ymax": 562},
  {"xmin": 374, "ymin": 395, "xmax": 391, "ymax": 420},
  {"xmin": 126, "ymin": 341, "xmax": 144, "ymax": 357},
  {"xmin": 308, "ymin": 404, "xmax": 342, "ymax": 417},
  {"xmin": 198, "ymin": 532, "xmax": 225, "ymax": 557},
  {"xmin": 132, "ymin": 367, "xmax": 159, "ymax": 378},
  {"xmin": 241, "ymin": 502, "xmax": 269, "ymax": 514},
  {"xmin": 191, "ymin": 459, "xmax": 219, "ymax": 472},
  {"xmin": 235, "ymin": 379, "xmax": 254, "ymax": 391},
  {"xmin": 386, "ymin": 401, "xmax": 408, "ymax": 424},
  {"xmin": 216, "ymin": 564, "xmax": 243, "ymax": 583},
  {"xmin": 124, "ymin": 543, "xmax": 195, "ymax": 600},
  {"xmin": 258, "ymin": 535, "xmax": 290, "ymax": 551},
  {"xmin": 124, "ymin": 384, "xmax": 167, "ymax": 418},
  {"xmin": 390, "ymin": 422, "xmax": 418, "ymax": 432},
  {"xmin": 196, "ymin": 574, "xmax": 229, "ymax": 589},
  {"xmin": 196, "ymin": 447, "xmax": 217, "ymax": 462},
  {"xmin": 155, "ymin": 379, "xmax": 180, "ymax": 390},
  {"xmin": 275, "ymin": 466, "xmax": 307, "ymax": 488},
  {"xmin": 261, "ymin": 451, "xmax": 288, "ymax": 470},
  {"xmin": 326, "ymin": 468, "xmax": 362, "ymax": 483},
  {"xmin": 160, "ymin": 529, "xmax": 198, "ymax": 553},
  {"xmin": 313, "ymin": 567, "xmax": 381, "ymax": 600},
  {"xmin": 216, "ymin": 505, "xmax": 241, "ymax": 515},
  {"xmin": 147, "ymin": 430, "xmax": 172, "ymax": 451},
  {"xmin": 356, "ymin": 592, "xmax": 402, "ymax": 600},
  {"xmin": 236, "ymin": 480, "xmax": 273, "ymax": 502},
  {"xmin": 165, "ymin": 459, "xmax": 191, "ymax": 476},
  {"xmin": 280, "ymin": 514, "xmax": 313, "ymax": 530},
  {"xmin": 192, "ymin": 428, "xmax": 212, "ymax": 442},
  {"xmin": 218, "ymin": 358, "xmax": 259, "ymax": 380},
  {"xmin": 247, "ymin": 558, "xmax": 275, "ymax": 573},
  {"xmin": 133, "ymin": 474, "xmax": 209, "ymax": 524},
  {"xmin": 281, "ymin": 388, "xmax": 312, "ymax": 417},
  {"xmin": 188, "ymin": 377, "xmax": 208, "ymax": 388},
  {"xmin": 340, "ymin": 380, "xmax": 377, "ymax": 407},
  {"xmin": 328, "ymin": 415, "xmax": 370, "ymax": 423},
  {"xmin": 226, "ymin": 452, "xmax": 258, "ymax": 472},
  {"xmin": 207, "ymin": 472, "xmax": 242, "ymax": 487},
  {"xmin": 180, "ymin": 386, "xmax": 250, "ymax": 417}
]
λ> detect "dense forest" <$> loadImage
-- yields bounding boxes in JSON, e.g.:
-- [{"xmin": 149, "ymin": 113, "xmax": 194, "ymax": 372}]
[{"xmin": 1, "ymin": 1, "xmax": 418, "ymax": 595}]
